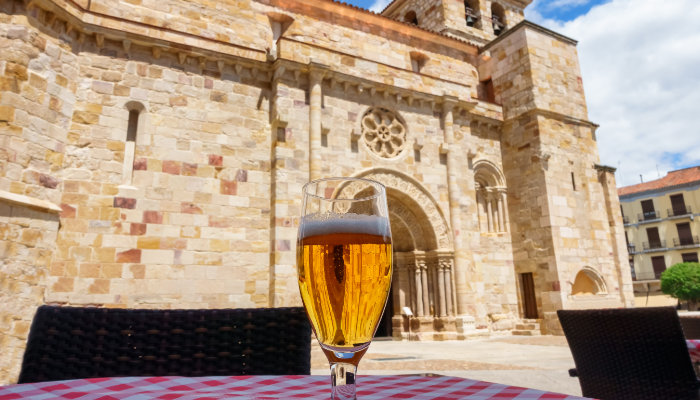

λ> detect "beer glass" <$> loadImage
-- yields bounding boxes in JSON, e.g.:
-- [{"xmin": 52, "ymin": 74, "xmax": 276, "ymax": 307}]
[{"xmin": 297, "ymin": 177, "xmax": 393, "ymax": 400}]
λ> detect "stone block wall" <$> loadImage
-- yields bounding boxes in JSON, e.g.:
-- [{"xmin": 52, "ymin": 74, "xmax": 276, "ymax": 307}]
[
  {"xmin": 489, "ymin": 23, "xmax": 633, "ymax": 331},
  {"xmin": 0, "ymin": 199, "xmax": 59, "ymax": 384},
  {"xmin": 0, "ymin": 0, "xmax": 632, "ymax": 381},
  {"xmin": 48, "ymin": 37, "xmax": 274, "ymax": 308}
]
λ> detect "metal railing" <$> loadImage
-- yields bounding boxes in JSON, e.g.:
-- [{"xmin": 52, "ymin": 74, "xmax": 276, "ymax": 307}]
[
  {"xmin": 638, "ymin": 211, "xmax": 660, "ymax": 221},
  {"xmin": 623, "ymin": 215, "xmax": 630, "ymax": 224},
  {"xmin": 673, "ymin": 236, "xmax": 700, "ymax": 247},
  {"xmin": 627, "ymin": 244, "xmax": 636, "ymax": 254},
  {"xmin": 668, "ymin": 205, "xmax": 692, "ymax": 217},
  {"xmin": 642, "ymin": 240, "xmax": 666, "ymax": 250}
]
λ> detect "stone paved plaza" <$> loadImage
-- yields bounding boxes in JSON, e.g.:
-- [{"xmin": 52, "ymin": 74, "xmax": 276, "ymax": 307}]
[{"xmin": 310, "ymin": 336, "xmax": 582, "ymax": 397}]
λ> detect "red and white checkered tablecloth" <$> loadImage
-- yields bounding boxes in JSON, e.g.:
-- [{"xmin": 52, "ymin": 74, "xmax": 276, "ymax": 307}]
[
  {"xmin": 688, "ymin": 339, "xmax": 700, "ymax": 363},
  {"xmin": 0, "ymin": 375, "xmax": 589, "ymax": 400}
]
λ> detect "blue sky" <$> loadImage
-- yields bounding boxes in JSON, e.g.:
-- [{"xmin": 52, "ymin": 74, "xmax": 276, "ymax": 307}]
[
  {"xmin": 345, "ymin": 0, "xmax": 609, "ymax": 21},
  {"xmin": 341, "ymin": 0, "xmax": 700, "ymax": 187}
]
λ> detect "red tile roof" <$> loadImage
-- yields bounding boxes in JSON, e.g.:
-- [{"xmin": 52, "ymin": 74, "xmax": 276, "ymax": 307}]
[{"xmin": 618, "ymin": 166, "xmax": 700, "ymax": 197}]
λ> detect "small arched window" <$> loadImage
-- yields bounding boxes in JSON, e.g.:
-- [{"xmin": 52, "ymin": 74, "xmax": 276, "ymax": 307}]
[
  {"xmin": 127, "ymin": 109, "xmax": 139, "ymax": 142},
  {"xmin": 404, "ymin": 10, "xmax": 418, "ymax": 25},
  {"xmin": 122, "ymin": 101, "xmax": 145, "ymax": 186},
  {"xmin": 474, "ymin": 160, "xmax": 508, "ymax": 233},
  {"xmin": 491, "ymin": 3, "xmax": 506, "ymax": 36}
]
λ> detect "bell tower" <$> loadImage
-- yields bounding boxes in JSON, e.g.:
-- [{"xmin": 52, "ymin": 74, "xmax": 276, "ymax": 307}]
[{"xmin": 381, "ymin": 0, "xmax": 532, "ymax": 45}]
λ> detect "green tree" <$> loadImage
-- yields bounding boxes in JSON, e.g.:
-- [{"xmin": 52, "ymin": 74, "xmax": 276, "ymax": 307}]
[{"xmin": 661, "ymin": 262, "xmax": 700, "ymax": 311}]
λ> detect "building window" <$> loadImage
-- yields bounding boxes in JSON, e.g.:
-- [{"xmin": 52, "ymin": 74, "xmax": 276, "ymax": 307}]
[
  {"xmin": 123, "ymin": 101, "xmax": 145, "ymax": 186},
  {"xmin": 682, "ymin": 252, "xmax": 699, "ymax": 263},
  {"xmin": 640, "ymin": 199, "xmax": 657, "ymax": 221},
  {"xmin": 651, "ymin": 255, "xmax": 666, "ymax": 279},
  {"xmin": 644, "ymin": 227, "xmax": 663, "ymax": 250},
  {"xmin": 675, "ymin": 222, "xmax": 696, "ymax": 246},
  {"xmin": 404, "ymin": 10, "xmax": 418, "ymax": 25},
  {"xmin": 474, "ymin": 160, "xmax": 508, "ymax": 233},
  {"xmin": 629, "ymin": 257, "xmax": 636, "ymax": 280},
  {"xmin": 669, "ymin": 193, "xmax": 689, "ymax": 217},
  {"xmin": 477, "ymin": 79, "xmax": 495, "ymax": 103},
  {"xmin": 361, "ymin": 107, "xmax": 407, "ymax": 158},
  {"xmin": 409, "ymin": 51, "xmax": 428, "ymax": 73}
]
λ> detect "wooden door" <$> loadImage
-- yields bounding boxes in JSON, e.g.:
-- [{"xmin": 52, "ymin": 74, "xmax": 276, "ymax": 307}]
[
  {"xmin": 641, "ymin": 199, "xmax": 656, "ymax": 220},
  {"xmin": 646, "ymin": 227, "xmax": 661, "ymax": 248},
  {"xmin": 677, "ymin": 222, "xmax": 693, "ymax": 245},
  {"xmin": 682, "ymin": 252, "xmax": 699, "ymax": 263},
  {"xmin": 520, "ymin": 273, "xmax": 538, "ymax": 319},
  {"xmin": 651, "ymin": 256, "xmax": 666, "ymax": 278},
  {"xmin": 671, "ymin": 194, "xmax": 687, "ymax": 216}
]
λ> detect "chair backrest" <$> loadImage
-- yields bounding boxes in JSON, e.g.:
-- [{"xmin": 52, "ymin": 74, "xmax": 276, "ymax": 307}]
[
  {"xmin": 557, "ymin": 307, "xmax": 699, "ymax": 400},
  {"xmin": 681, "ymin": 315, "xmax": 700, "ymax": 339},
  {"xmin": 19, "ymin": 305, "xmax": 311, "ymax": 383}
]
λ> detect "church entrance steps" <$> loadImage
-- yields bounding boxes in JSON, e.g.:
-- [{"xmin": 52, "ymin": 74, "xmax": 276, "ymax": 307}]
[{"xmin": 512, "ymin": 319, "xmax": 542, "ymax": 336}]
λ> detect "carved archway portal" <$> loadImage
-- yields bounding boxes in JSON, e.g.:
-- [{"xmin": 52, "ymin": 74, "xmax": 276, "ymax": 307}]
[{"xmin": 337, "ymin": 169, "xmax": 457, "ymax": 339}]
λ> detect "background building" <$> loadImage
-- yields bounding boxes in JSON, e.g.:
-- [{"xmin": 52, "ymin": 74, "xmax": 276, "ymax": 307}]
[
  {"xmin": 0, "ymin": 0, "xmax": 634, "ymax": 383},
  {"xmin": 619, "ymin": 166, "xmax": 700, "ymax": 306}
]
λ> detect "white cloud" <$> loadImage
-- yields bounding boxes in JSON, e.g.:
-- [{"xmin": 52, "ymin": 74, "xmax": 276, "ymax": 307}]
[
  {"xmin": 369, "ymin": 0, "xmax": 392, "ymax": 13},
  {"xmin": 528, "ymin": 0, "xmax": 700, "ymax": 187}
]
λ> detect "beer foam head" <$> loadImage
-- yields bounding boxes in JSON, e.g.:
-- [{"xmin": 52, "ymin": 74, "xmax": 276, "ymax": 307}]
[{"xmin": 300, "ymin": 212, "xmax": 391, "ymax": 238}]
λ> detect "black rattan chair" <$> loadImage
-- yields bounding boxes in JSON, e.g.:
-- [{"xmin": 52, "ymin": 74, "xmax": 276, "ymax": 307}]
[
  {"xmin": 558, "ymin": 307, "xmax": 699, "ymax": 400},
  {"xmin": 681, "ymin": 314, "xmax": 700, "ymax": 339},
  {"xmin": 18, "ymin": 305, "xmax": 311, "ymax": 383}
]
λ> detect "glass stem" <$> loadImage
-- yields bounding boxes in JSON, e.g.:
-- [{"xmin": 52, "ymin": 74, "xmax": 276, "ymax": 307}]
[{"xmin": 330, "ymin": 361, "xmax": 358, "ymax": 400}]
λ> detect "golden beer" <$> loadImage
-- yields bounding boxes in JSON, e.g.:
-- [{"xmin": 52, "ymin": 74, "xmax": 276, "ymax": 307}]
[{"xmin": 298, "ymin": 231, "xmax": 392, "ymax": 351}]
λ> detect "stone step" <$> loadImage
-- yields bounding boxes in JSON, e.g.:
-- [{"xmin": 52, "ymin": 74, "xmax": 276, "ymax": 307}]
[
  {"xmin": 512, "ymin": 330, "xmax": 541, "ymax": 336},
  {"xmin": 514, "ymin": 323, "xmax": 538, "ymax": 330}
]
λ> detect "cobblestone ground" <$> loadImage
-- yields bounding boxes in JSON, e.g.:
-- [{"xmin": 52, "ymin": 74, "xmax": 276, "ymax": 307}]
[{"xmin": 310, "ymin": 335, "xmax": 583, "ymax": 397}]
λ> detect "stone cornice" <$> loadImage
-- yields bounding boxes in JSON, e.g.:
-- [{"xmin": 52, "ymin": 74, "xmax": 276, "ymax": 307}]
[
  {"xmin": 480, "ymin": 20, "xmax": 578, "ymax": 54},
  {"xmin": 504, "ymin": 108, "xmax": 598, "ymax": 130},
  {"xmin": 0, "ymin": 190, "xmax": 62, "ymax": 213},
  {"xmin": 31, "ymin": 0, "xmax": 268, "ymax": 61},
  {"xmin": 256, "ymin": 0, "xmax": 479, "ymax": 57},
  {"xmin": 594, "ymin": 164, "xmax": 617, "ymax": 174},
  {"xmin": 23, "ymin": 0, "xmax": 496, "ymax": 122}
]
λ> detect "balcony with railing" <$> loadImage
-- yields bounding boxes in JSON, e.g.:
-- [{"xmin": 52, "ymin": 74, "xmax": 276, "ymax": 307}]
[
  {"xmin": 668, "ymin": 205, "xmax": 692, "ymax": 218},
  {"xmin": 672, "ymin": 236, "xmax": 700, "ymax": 248},
  {"xmin": 623, "ymin": 215, "xmax": 630, "ymax": 225},
  {"xmin": 642, "ymin": 240, "xmax": 667, "ymax": 251},
  {"xmin": 627, "ymin": 244, "xmax": 636, "ymax": 254},
  {"xmin": 637, "ymin": 210, "xmax": 661, "ymax": 223}
]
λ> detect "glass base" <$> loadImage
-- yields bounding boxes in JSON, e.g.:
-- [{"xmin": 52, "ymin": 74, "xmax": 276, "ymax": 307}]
[
  {"xmin": 330, "ymin": 361, "xmax": 357, "ymax": 400},
  {"xmin": 322, "ymin": 347, "xmax": 368, "ymax": 400}
]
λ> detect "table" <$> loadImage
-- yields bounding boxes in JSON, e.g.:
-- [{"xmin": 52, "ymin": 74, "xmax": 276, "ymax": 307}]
[{"xmin": 0, "ymin": 375, "xmax": 589, "ymax": 399}]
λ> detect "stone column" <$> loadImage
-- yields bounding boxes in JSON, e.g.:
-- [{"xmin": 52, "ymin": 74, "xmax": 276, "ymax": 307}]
[
  {"xmin": 308, "ymin": 62, "xmax": 327, "ymax": 181},
  {"xmin": 499, "ymin": 188, "xmax": 509, "ymax": 232},
  {"xmin": 437, "ymin": 261, "xmax": 446, "ymax": 317},
  {"xmin": 413, "ymin": 262, "xmax": 424, "ymax": 317},
  {"xmin": 496, "ymin": 192, "xmax": 504, "ymax": 232},
  {"xmin": 444, "ymin": 258, "xmax": 454, "ymax": 316},
  {"xmin": 420, "ymin": 260, "xmax": 430, "ymax": 316},
  {"xmin": 486, "ymin": 192, "xmax": 494, "ymax": 232},
  {"xmin": 442, "ymin": 96, "xmax": 469, "ymax": 316}
]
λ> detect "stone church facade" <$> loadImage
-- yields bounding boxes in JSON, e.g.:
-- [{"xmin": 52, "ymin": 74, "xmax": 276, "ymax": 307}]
[{"xmin": 0, "ymin": 0, "xmax": 634, "ymax": 382}]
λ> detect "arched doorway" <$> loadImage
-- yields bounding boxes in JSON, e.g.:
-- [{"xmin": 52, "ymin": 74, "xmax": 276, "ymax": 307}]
[{"xmin": 339, "ymin": 169, "xmax": 456, "ymax": 340}]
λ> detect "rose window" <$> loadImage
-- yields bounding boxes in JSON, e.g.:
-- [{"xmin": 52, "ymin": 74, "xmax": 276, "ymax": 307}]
[{"xmin": 361, "ymin": 108, "xmax": 407, "ymax": 158}]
